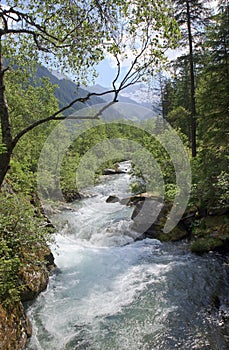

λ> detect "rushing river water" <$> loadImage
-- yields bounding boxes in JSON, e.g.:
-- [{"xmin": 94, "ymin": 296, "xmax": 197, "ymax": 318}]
[{"xmin": 26, "ymin": 162, "xmax": 229, "ymax": 350}]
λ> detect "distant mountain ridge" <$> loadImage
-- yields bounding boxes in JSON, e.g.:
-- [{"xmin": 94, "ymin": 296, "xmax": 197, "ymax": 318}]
[
  {"xmin": 86, "ymin": 84, "xmax": 140, "ymax": 105},
  {"xmin": 35, "ymin": 66, "xmax": 161, "ymax": 120},
  {"xmin": 36, "ymin": 66, "xmax": 106, "ymax": 116},
  {"xmin": 87, "ymin": 84, "xmax": 161, "ymax": 116}
]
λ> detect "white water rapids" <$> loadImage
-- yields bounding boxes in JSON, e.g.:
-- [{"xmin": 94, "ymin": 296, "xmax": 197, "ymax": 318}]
[{"xmin": 26, "ymin": 162, "xmax": 229, "ymax": 349}]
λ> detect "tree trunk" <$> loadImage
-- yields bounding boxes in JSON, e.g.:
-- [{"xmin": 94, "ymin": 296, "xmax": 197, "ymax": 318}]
[
  {"xmin": 186, "ymin": 0, "xmax": 197, "ymax": 157},
  {"xmin": 0, "ymin": 36, "xmax": 13, "ymax": 187},
  {"xmin": 0, "ymin": 151, "xmax": 11, "ymax": 187}
]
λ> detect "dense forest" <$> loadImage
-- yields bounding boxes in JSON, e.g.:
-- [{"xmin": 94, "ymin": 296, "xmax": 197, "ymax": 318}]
[{"xmin": 0, "ymin": 0, "xmax": 228, "ymax": 349}]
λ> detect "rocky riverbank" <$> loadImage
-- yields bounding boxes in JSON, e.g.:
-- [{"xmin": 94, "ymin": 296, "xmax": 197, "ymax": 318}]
[
  {"xmin": 2, "ymin": 182, "xmax": 227, "ymax": 349},
  {"xmin": 106, "ymin": 192, "xmax": 229, "ymax": 254},
  {"xmin": 0, "ymin": 246, "xmax": 55, "ymax": 350}
]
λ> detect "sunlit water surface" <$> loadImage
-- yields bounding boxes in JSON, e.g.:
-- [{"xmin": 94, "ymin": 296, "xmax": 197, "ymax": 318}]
[{"xmin": 26, "ymin": 163, "xmax": 229, "ymax": 349}]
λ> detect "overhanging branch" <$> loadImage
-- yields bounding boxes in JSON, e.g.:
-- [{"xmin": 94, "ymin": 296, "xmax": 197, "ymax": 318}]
[{"xmin": 12, "ymin": 89, "xmax": 118, "ymax": 149}]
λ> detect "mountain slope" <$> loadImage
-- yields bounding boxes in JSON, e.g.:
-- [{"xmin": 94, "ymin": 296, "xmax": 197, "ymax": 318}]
[
  {"xmin": 87, "ymin": 83, "xmax": 161, "ymax": 116},
  {"xmin": 36, "ymin": 66, "xmax": 106, "ymax": 116},
  {"xmin": 35, "ymin": 67, "xmax": 160, "ymax": 120}
]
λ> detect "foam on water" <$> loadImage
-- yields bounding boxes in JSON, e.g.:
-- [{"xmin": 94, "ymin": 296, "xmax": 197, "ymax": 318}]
[
  {"xmin": 26, "ymin": 165, "xmax": 229, "ymax": 350},
  {"xmin": 27, "ymin": 235, "xmax": 164, "ymax": 350}
]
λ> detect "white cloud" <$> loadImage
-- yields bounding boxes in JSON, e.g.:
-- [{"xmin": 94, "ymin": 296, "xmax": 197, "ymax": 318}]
[
  {"xmin": 106, "ymin": 49, "xmax": 136, "ymax": 69},
  {"xmin": 0, "ymin": 4, "xmax": 19, "ymax": 29}
]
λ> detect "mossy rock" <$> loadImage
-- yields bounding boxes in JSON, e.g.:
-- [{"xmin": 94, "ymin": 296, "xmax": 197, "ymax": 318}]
[
  {"xmin": 191, "ymin": 214, "xmax": 229, "ymax": 254},
  {"xmin": 157, "ymin": 225, "xmax": 189, "ymax": 242},
  {"xmin": 193, "ymin": 215, "xmax": 229, "ymax": 237},
  {"xmin": 191, "ymin": 237, "xmax": 224, "ymax": 254},
  {"xmin": 63, "ymin": 189, "xmax": 81, "ymax": 203},
  {"xmin": 19, "ymin": 245, "xmax": 55, "ymax": 302}
]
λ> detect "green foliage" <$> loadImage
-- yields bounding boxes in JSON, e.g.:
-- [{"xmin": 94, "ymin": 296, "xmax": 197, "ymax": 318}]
[
  {"xmin": 193, "ymin": 7, "xmax": 229, "ymax": 210},
  {"xmin": 6, "ymin": 67, "xmax": 59, "ymax": 135},
  {"xmin": 60, "ymin": 121, "xmax": 138, "ymax": 194},
  {"xmin": 2, "ymin": 0, "xmax": 179, "ymax": 84},
  {"xmin": 164, "ymin": 183, "xmax": 179, "ymax": 202},
  {"xmin": 59, "ymin": 119, "xmax": 186, "ymax": 202},
  {"xmin": 213, "ymin": 171, "xmax": 229, "ymax": 208},
  {"xmin": 0, "ymin": 240, "xmax": 21, "ymax": 306},
  {"xmin": 57, "ymin": 119, "xmax": 184, "ymax": 200},
  {"xmin": 0, "ymin": 190, "xmax": 53, "ymax": 306},
  {"xmin": 160, "ymin": 4, "xmax": 228, "ymax": 212},
  {"xmin": 167, "ymin": 106, "xmax": 190, "ymax": 140},
  {"xmin": 5, "ymin": 66, "xmax": 60, "ymax": 193}
]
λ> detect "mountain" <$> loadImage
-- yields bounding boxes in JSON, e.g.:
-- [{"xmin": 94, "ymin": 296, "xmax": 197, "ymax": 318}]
[
  {"xmin": 86, "ymin": 84, "xmax": 140, "ymax": 105},
  {"xmin": 100, "ymin": 102, "xmax": 158, "ymax": 121},
  {"xmin": 35, "ymin": 67, "xmax": 161, "ymax": 120},
  {"xmin": 36, "ymin": 66, "xmax": 106, "ymax": 116},
  {"xmin": 87, "ymin": 83, "xmax": 161, "ymax": 116}
]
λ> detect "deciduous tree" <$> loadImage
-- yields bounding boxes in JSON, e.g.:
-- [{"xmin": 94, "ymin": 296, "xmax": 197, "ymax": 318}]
[{"xmin": 0, "ymin": 0, "xmax": 179, "ymax": 187}]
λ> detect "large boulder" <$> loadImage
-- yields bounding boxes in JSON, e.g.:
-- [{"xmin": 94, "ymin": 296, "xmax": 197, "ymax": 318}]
[
  {"xmin": 130, "ymin": 197, "xmax": 165, "ymax": 237},
  {"xmin": 130, "ymin": 195, "xmax": 189, "ymax": 241},
  {"xmin": 190, "ymin": 214, "xmax": 229, "ymax": 254},
  {"xmin": 63, "ymin": 190, "xmax": 82, "ymax": 203},
  {"xmin": 20, "ymin": 249, "xmax": 56, "ymax": 302},
  {"xmin": 105, "ymin": 191, "xmax": 190, "ymax": 242}
]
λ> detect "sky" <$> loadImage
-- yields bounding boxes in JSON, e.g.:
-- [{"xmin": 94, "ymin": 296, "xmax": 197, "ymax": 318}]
[
  {"xmin": 94, "ymin": 1, "xmax": 218, "ymax": 88},
  {"xmin": 94, "ymin": 47, "xmax": 184, "ymax": 88},
  {"xmin": 95, "ymin": 60, "xmax": 118, "ymax": 88}
]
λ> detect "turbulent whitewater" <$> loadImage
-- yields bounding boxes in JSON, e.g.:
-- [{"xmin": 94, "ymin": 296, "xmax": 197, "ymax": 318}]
[{"xmin": 26, "ymin": 162, "xmax": 229, "ymax": 349}]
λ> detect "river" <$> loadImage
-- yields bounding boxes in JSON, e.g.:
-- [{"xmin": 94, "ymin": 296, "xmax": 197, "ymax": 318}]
[{"xmin": 26, "ymin": 162, "xmax": 229, "ymax": 349}]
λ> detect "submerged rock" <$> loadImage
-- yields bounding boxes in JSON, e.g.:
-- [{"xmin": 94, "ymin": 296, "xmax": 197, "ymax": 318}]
[
  {"xmin": 103, "ymin": 168, "xmax": 126, "ymax": 175},
  {"xmin": 106, "ymin": 195, "xmax": 120, "ymax": 203}
]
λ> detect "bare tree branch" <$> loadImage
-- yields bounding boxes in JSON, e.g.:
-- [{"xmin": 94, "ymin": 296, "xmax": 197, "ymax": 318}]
[
  {"xmin": 112, "ymin": 54, "xmax": 121, "ymax": 92},
  {"xmin": 120, "ymin": 36, "xmax": 150, "ymax": 90}
]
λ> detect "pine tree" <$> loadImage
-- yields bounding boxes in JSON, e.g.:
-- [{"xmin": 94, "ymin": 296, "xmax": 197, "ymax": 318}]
[
  {"xmin": 195, "ymin": 2, "xmax": 229, "ymax": 208},
  {"xmin": 172, "ymin": 0, "xmax": 211, "ymax": 156}
]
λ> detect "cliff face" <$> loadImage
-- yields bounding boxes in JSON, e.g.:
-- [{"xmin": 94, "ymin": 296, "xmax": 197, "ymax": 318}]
[{"xmin": 0, "ymin": 248, "xmax": 55, "ymax": 350}]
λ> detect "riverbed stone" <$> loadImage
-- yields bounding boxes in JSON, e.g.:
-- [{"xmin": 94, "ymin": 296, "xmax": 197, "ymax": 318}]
[
  {"xmin": 130, "ymin": 197, "xmax": 165, "ymax": 235},
  {"xmin": 106, "ymin": 195, "xmax": 120, "ymax": 203},
  {"xmin": 103, "ymin": 168, "xmax": 126, "ymax": 175},
  {"xmin": 63, "ymin": 190, "xmax": 82, "ymax": 203}
]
